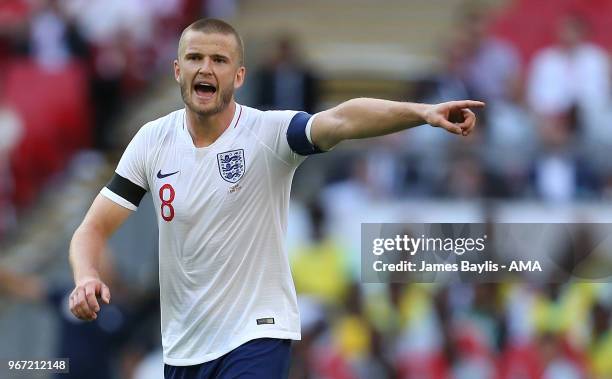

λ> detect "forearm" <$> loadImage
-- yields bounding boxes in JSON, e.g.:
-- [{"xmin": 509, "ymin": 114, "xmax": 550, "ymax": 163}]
[
  {"xmin": 69, "ymin": 224, "xmax": 107, "ymax": 285},
  {"xmin": 312, "ymin": 98, "xmax": 431, "ymax": 150},
  {"xmin": 334, "ymin": 98, "xmax": 429, "ymax": 139},
  {"xmin": 69, "ymin": 194, "xmax": 131, "ymax": 285}
]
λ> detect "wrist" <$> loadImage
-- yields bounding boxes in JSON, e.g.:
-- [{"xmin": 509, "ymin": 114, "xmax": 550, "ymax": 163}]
[
  {"xmin": 75, "ymin": 272, "xmax": 101, "ymax": 286},
  {"xmin": 418, "ymin": 103, "xmax": 434, "ymax": 125},
  {"xmin": 402, "ymin": 102, "xmax": 432, "ymax": 125}
]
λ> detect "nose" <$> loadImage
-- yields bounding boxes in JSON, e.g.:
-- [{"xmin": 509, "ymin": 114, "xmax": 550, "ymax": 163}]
[{"xmin": 198, "ymin": 56, "xmax": 214, "ymax": 76}]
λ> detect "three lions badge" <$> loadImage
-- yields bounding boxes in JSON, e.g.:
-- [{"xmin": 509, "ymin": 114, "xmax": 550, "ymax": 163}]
[{"xmin": 217, "ymin": 149, "xmax": 245, "ymax": 183}]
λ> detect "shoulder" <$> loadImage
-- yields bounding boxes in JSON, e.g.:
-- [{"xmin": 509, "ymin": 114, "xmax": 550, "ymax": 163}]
[
  {"xmin": 482, "ymin": 38, "xmax": 520, "ymax": 63},
  {"xmin": 248, "ymin": 106, "xmax": 302, "ymax": 125},
  {"xmin": 243, "ymin": 105, "xmax": 300, "ymax": 119},
  {"xmin": 578, "ymin": 43, "xmax": 608, "ymax": 60},
  {"xmin": 485, "ymin": 37, "xmax": 517, "ymax": 53},
  {"xmin": 144, "ymin": 108, "xmax": 184, "ymax": 133},
  {"xmin": 528, "ymin": 48, "xmax": 563, "ymax": 77},
  {"xmin": 132, "ymin": 108, "xmax": 184, "ymax": 141},
  {"xmin": 531, "ymin": 47, "xmax": 563, "ymax": 65}
]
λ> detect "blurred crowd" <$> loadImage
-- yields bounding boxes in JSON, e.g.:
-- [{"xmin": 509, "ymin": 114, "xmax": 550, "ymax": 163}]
[
  {"xmin": 284, "ymin": 6, "xmax": 612, "ymax": 378},
  {"xmin": 287, "ymin": 200, "xmax": 612, "ymax": 379},
  {"xmin": 2, "ymin": 205, "xmax": 611, "ymax": 379},
  {"xmin": 4, "ymin": 1, "xmax": 612, "ymax": 235},
  {"xmin": 0, "ymin": 0, "xmax": 203, "ymax": 239},
  {"xmin": 406, "ymin": 9, "xmax": 612, "ymax": 203},
  {"xmin": 304, "ymin": 8, "xmax": 612, "ymax": 205},
  {"xmin": 2, "ymin": 1, "xmax": 612, "ymax": 378}
]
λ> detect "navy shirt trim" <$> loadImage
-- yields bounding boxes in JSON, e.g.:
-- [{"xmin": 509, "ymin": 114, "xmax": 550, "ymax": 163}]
[{"xmin": 286, "ymin": 112, "xmax": 324, "ymax": 156}]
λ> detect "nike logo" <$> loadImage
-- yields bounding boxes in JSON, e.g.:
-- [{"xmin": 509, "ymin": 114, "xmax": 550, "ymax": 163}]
[{"xmin": 157, "ymin": 170, "xmax": 179, "ymax": 179}]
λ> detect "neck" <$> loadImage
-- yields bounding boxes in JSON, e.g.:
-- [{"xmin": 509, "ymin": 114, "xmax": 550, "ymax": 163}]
[{"xmin": 185, "ymin": 101, "xmax": 236, "ymax": 148}]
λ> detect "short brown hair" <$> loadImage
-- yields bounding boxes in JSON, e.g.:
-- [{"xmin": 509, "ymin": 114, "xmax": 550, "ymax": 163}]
[{"xmin": 178, "ymin": 18, "xmax": 245, "ymax": 66}]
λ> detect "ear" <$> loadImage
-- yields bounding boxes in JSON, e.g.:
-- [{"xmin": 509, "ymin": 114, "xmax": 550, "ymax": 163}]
[
  {"xmin": 173, "ymin": 59, "xmax": 180, "ymax": 83},
  {"xmin": 234, "ymin": 66, "xmax": 246, "ymax": 89}
]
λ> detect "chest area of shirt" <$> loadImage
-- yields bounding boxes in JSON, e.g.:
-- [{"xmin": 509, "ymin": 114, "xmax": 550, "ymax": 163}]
[{"xmin": 150, "ymin": 141, "xmax": 264, "ymax": 222}]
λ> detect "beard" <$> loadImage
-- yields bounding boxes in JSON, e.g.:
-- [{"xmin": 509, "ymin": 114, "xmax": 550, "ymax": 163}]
[{"xmin": 180, "ymin": 78, "xmax": 233, "ymax": 117}]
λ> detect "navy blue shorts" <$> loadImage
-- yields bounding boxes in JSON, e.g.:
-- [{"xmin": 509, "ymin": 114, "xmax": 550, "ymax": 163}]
[{"xmin": 164, "ymin": 338, "xmax": 292, "ymax": 379}]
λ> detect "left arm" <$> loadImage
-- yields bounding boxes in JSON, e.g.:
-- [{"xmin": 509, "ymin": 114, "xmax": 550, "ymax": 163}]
[{"xmin": 310, "ymin": 98, "xmax": 485, "ymax": 151}]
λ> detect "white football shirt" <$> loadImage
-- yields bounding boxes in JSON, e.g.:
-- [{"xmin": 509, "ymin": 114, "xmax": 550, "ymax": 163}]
[{"xmin": 100, "ymin": 104, "xmax": 319, "ymax": 365}]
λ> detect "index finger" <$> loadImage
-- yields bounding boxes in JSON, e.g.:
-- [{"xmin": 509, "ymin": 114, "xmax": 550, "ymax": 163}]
[{"xmin": 451, "ymin": 100, "xmax": 486, "ymax": 109}]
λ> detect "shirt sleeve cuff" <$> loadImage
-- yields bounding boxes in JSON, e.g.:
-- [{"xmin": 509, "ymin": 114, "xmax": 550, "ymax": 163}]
[{"xmin": 100, "ymin": 187, "xmax": 138, "ymax": 211}]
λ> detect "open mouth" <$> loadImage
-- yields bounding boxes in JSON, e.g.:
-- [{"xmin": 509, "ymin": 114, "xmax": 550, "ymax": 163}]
[{"xmin": 194, "ymin": 82, "xmax": 217, "ymax": 98}]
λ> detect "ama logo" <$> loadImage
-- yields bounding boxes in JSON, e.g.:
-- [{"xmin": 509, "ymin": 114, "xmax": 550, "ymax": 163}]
[{"xmin": 217, "ymin": 149, "xmax": 245, "ymax": 183}]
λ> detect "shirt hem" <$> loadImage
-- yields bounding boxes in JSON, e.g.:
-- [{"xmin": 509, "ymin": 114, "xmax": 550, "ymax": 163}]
[{"xmin": 162, "ymin": 330, "xmax": 301, "ymax": 366}]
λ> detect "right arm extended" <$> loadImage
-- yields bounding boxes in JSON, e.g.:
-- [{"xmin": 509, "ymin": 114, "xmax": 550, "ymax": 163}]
[{"xmin": 69, "ymin": 194, "xmax": 132, "ymax": 321}]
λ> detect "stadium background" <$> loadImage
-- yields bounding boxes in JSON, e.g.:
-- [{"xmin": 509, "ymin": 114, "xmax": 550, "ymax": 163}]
[{"xmin": 1, "ymin": 0, "xmax": 612, "ymax": 378}]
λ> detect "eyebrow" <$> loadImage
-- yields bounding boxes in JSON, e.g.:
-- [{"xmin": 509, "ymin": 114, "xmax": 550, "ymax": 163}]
[
  {"xmin": 183, "ymin": 52, "xmax": 231, "ymax": 61},
  {"xmin": 211, "ymin": 54, "xmax": 230, "ymax": 61}
]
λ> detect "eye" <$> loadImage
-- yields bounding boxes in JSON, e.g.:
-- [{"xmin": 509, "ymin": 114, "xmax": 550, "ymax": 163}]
[{"xmin": 214, "ymin": 57, "xmax": 227, "ymax": 63}]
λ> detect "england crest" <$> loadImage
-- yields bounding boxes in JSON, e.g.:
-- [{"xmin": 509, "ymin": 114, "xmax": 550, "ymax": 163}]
[{"xmin": 217, "ymin": 149, "xmax": 245, "ymax": 183}]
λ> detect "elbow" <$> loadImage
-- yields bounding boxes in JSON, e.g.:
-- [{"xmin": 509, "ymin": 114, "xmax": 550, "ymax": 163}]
[
  {"xmin": 72, "ymin": 221, "xmax": 91, "ymax": 242},
  {"xmin": 76, "ymin": 213, "xmax": 114, "ymax": 240},
  {"xmin": 311, "ymin": 109, "xmax": 345, "ymax": 151},
  {"xmin": 316, "ymin": 132, "xmax": 342, "ymax": 152}
]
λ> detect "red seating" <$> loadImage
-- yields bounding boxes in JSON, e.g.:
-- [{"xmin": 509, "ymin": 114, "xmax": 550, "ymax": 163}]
[
  {"xmin": 497, "ymin": 342, "xmax": 543, "ymax": 379},
  {"xmin": 396, "ymin": 351, "xmax": 450, "ymax": 379},
  {"xmin": 489, "ymin": 0, "xmax": 612, "ymax": 65},
  {"xmin": 5, "ymin": 58, "xmax": 92, "ymax": 208}
]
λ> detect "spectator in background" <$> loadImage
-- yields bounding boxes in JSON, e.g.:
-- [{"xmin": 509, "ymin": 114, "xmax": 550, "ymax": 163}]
[
  {"xmin": 445, "ymin": 152, "xmax": 485, "ymax": 198},
  {"xmin": 538, "ymin": 333, "xmax": 584, "ymax": 379},
  {"xmin": 289, "ymin": 296, "xmax": 327, "ymax": 379},
  {"xmin": 460, "ymin": 9, "xmax": 521, "ymax": 105},
  {"xmin": 89, "ymin": 31, "xmax": 128, "ymax": 150},
  {"xmin": 532, "ymin": 112, "xmax": 597, "ymax": 202},
  {"xmin": 394, "ymin": 285, "xmax": 449, "ymax": 379},
  {"xmin": 29, "ymin": 0, "xmax": 88, "ymax": 71},
  {"xmin": 527, "ymin": 15, "xmax": 611, "ymax": 144},
  {"xmin": 419, "ymin": 36, "xmax": 470, "ymax": 104},
  {"xmin": 255, "ymin": 35, "xmax": 318, "ymax": 113},
  {"xmin": 464, "ymin": 8, "xmax": 535, "ymax": 199},
  {"xmin": 0, "ymin": 251, "xmax": 158, "ymax": 379},
  {"xmin": 0, "ymin": 0, "xmax": 31, "ymax": 67},
  {"xmin": 321, "ymin": 157, "xmax": 390, "ymax": 276},
  {"xmin": 291, "ymin": 199, "xmax": 350, "ymax": 307},
  {"xmin": 588, "ymin": 302, "xmax": 612, "ymax": 378},
  {"xmin": 484, "ymin": 76, "xmax": 536, "ymax": 198},
  {"xmin": 330, "ymin": 283, "xmax": 392, "ymax": 378},
  {"xmin": 0, "ymin": 97, "xmax": 23, "ymax": 241},
  {"xmin": 61, "ymin": 0, "xmax": 156, "ymax": 48},
  {"xmin": 440, "ymin": 9, "xmax": 522, "ymax": 199},
  {"xmin": 409, "ymin": 34, "xmax": 471, "ymax": 195},
  {"xmin": 61, "ymin": 0, "xmax": 185, "ymax": 151}
]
